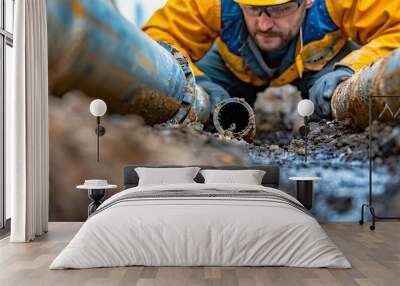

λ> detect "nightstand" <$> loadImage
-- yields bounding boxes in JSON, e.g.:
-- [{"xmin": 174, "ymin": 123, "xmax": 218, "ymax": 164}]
[
  {"xmin": 76, "ymin": 181, "xmax": 117, "ymax": 217},
  {"xmin": 289, "ymin": 177, "xmax": 320, "ymax": 210}
]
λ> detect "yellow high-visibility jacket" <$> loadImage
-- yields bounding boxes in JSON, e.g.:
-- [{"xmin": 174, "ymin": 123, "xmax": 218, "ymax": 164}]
[{"xmin": 143, "ymin": 0, "xmax": 400, "ymax": 87}]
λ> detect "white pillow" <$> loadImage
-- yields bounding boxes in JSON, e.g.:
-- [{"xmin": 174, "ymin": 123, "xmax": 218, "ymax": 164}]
[
  {"xmin": 200, "ymin": 169, "xmax": 266, "ymax": 185},
  {"xmin": 135, "ymin": 167, "xmax": 200, "ymax": 186}
]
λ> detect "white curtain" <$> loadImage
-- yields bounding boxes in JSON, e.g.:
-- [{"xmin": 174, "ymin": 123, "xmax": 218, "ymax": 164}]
[{"xmin": 7, "ymin": 0, "xmax": 49, "ymax": 242}]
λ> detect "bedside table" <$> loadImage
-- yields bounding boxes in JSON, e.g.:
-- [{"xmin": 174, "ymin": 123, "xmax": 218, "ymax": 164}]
[
  {"xmin": 76, "ymin": 182, "xmax": 117, "ymax": 217},
  {"xmin": 289, "ymin": 177, "xmax": 320, "ymax": 210}
]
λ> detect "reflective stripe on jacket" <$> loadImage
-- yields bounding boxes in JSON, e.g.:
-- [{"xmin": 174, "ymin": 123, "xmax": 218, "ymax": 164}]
[{"xmin": 143, "ymin": 0, "xmax": 400, "ymax": 87}]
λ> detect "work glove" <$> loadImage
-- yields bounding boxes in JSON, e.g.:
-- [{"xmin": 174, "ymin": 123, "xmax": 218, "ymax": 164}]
[
  {"xmin": 309, "ymin": 66, "xmax": 354, "ymax": 120},
  {"xmin": 195, "ymin": 76, "xmax": 231, "ymax": 112}
]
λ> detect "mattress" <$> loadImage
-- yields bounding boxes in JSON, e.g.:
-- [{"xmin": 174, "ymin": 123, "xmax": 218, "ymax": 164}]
[{"xmin": 50, "ymin": 183, "xmax": 351, "ymax": 269}]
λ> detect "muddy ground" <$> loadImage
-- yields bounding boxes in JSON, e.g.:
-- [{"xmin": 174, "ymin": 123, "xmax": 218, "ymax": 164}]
[
  {"xmin": 253, "ymin": 118, "xmax": 400, "ymax": 170},
  {"xmin": 49, "ymin": 89, "xmax": 400, "ymax": 221}
]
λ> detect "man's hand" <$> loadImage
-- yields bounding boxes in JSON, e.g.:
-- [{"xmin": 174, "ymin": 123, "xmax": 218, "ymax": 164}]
[
  {"xmin": 309, "ymin": 67, "xmax": 354, "ymax": 120},
  {"xmin": 196, "ymin": 76, "xmax": 230, "ymax": 111}
]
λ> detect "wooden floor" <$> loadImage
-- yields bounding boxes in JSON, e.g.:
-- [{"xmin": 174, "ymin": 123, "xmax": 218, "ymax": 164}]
[{"xmin": 0, "ymin": 222, "xmax": 399, "ymax": 286}]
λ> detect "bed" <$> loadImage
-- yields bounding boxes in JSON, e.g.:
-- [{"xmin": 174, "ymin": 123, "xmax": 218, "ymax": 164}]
[{"xmin": 50, "ymin": 165, "xmax": 351, "ymax": 269}]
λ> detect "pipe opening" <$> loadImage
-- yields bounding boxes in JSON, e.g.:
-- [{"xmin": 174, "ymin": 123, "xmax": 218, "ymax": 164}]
[
  {"xmin": 217, "ymin": 102, "xmax": 250, "ymax": 133},
  {"xmin": 213, "ymin": 98, "xmax": 256, "ymax": 142}
]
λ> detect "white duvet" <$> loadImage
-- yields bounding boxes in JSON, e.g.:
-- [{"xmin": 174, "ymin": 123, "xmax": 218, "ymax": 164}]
[{"xmin": 50, "ymin": 183, "xmax": 351, "ymax": 269}]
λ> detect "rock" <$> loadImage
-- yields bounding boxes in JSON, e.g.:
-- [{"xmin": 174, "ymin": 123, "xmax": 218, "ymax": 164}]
[
  {"xmin": 270, "ymin": 144, "xmax": 280, "ymax": 151},
  {"xmin": 288, "ymin": 139, "xmax": 306, "ymax": 155},
  {"xmin": 254, "ymin": 85, "xmax": 303, "ymax": 134}
]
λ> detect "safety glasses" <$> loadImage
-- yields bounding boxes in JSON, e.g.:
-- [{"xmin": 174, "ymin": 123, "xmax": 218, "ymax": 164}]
[{"xmin": 241, "ymin": 0, "xmax": 306, "ymax": 18}]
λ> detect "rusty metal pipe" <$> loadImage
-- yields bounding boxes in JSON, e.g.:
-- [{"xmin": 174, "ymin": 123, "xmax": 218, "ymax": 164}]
[
  {"xmin": 47, "ymin": 0, "xmax": 200, "ymax": 125},
  {"xmin": 332, "ymin": 48, "xmax": 400, "ymax": 127},
  {"xmin": 213, "ymin": 98, "xmax": 256, "ymax": 142}
]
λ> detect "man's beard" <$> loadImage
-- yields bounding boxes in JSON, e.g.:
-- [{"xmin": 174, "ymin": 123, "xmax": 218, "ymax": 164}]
[
  {"xmin": 255, "ymin": 31, "xmax": 284, "ymax": 38},
  {"xmin": 253, "ymin": 29, "xmax": 297, "ymax": 52}
]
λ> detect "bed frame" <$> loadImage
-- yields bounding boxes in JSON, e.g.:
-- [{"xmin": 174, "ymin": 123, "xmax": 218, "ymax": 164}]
[{"xmin": 123, "ymin": 165, "xmax": 280, "ymax": 189}]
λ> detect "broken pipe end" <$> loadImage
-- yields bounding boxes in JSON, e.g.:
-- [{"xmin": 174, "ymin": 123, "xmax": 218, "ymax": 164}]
[{"xmin": 213, "ymin": 98, "xmax": 256, "ymax": 143}]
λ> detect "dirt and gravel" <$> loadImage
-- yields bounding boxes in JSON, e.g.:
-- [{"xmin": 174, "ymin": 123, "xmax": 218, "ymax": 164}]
[
  {"xmin": 251, "ymin": 85, "xmax": 400, "ymax": 171},
  {"xmin": 49, "ymin": 87, "xmax": 400, "ymax": 221}
]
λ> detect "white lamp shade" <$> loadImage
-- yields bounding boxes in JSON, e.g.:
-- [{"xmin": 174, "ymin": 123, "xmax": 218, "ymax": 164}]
[
  {"xmin": 297, "ymin": 99, "xmax": 314, "ymax": 117},
  {"xmin": 89, "ymin": 99, "xmax": 107, "ymax": 117}
]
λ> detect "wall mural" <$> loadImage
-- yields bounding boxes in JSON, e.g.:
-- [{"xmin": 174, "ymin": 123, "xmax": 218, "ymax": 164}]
[{"xmin": 47, "ymin": 0, "xmax": 400, "ymax": 222}]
